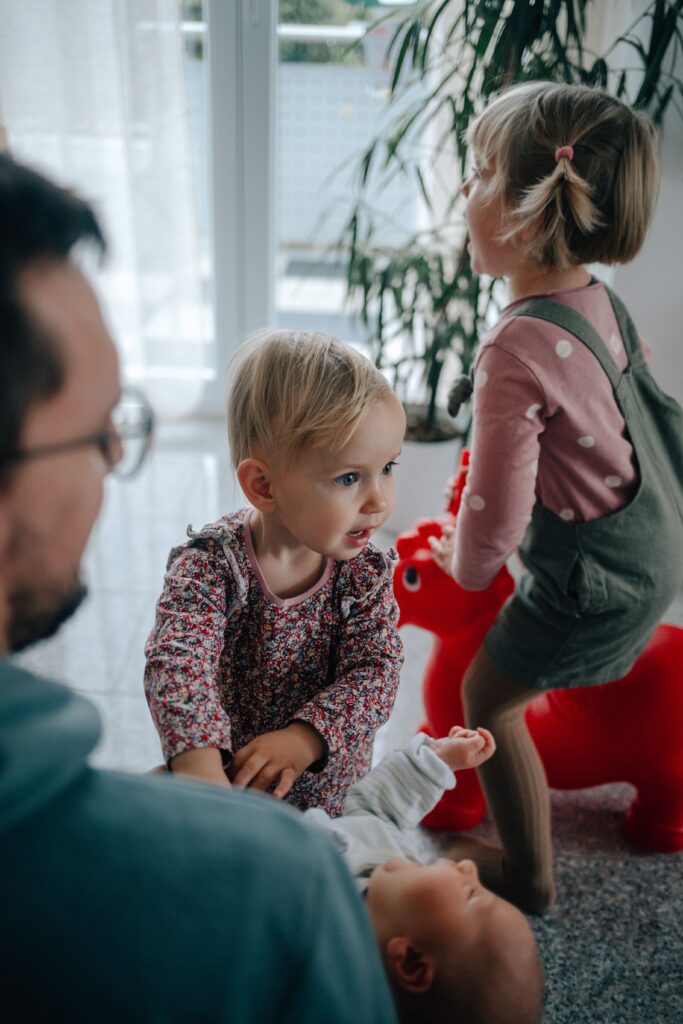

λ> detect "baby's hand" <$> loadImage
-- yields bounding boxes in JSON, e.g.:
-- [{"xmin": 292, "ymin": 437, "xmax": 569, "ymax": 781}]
[
  {"xmin": 428, "ymin": 726, "xmax": 496, "ymax": 772},
  {"xmin": 228, "ymin": 722, "xmax": 325, "ymax": 799},
  {"xmin": 428, "ymin": 523, "xmax": 457, "ymax": 578}
]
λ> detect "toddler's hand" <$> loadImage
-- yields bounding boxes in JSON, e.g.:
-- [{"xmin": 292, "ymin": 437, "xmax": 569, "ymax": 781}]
[
  {"xmin": 228, "ymin": 722, "xmax": 325, "ymax": 799},
  {"xmin": 428, "ymin": 523, "xmax": 457, "ymax": 578},
  {"xmin": 428, "ymin": 726, "xmax": 496, "ymax": 772}
]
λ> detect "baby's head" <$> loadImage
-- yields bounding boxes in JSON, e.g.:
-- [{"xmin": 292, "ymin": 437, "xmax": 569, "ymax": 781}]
[
  {"xmin": 227, "ymin": 330, "xmax": 405, "ymax": 558},
  {"xmin": 466, "ymin": 81, "xmax": 659, "ymax": 271},
  {"xmin": 366, "ymin": 857, "xmax": 543, "ymax": 1024}
]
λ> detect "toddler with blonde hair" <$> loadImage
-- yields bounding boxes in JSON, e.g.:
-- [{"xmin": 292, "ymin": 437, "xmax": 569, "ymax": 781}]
[
  {"xmin": 145, "ymin": 330, "xmax": 406, "ymax": 814},
  {"xmin": 431, "ymin": 82, "xmax": 683, "ymax": 911}
]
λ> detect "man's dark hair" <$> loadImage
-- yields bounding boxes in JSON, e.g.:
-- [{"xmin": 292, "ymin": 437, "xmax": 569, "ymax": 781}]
[{"xmin": 0, "ymin": 154, "xmax": 106, "ymax": 484}]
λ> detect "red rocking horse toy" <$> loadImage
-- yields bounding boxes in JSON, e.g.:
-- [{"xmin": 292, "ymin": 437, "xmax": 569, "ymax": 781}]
[{"xmin": 394, "ymin": 449, "xmax": 683, "ymax": 853}]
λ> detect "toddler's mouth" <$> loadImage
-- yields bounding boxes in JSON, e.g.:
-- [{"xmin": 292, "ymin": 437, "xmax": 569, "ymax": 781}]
[{"xmin": 346, "ymin": 528, "xmax": 372, "ymax": 543}]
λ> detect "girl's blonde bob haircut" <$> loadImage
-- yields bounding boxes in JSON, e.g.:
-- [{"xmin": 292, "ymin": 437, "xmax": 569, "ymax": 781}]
[
  {"xmin": 467, "ymin": 81, "xmax": 660, "ymax": 270},
  {"xmin": 228, "ymin": 329, "xmax": 395, "ymax": 468}
]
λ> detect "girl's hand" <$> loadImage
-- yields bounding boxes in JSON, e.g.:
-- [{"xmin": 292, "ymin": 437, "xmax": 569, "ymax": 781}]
[
  {"xmin": 428, "ymin": 523, "xmax": 457, "ymax": 578},
  {"xmin": 228, "ymin": 722, "xmax": 325, "ymax": 799},
  {"xmin": 169, "ymin": 747, "xmax": 232, "ymax": 788},
  {"xmin": 428, "ymin": 726, "xmax": 496, "ymax": 772}
]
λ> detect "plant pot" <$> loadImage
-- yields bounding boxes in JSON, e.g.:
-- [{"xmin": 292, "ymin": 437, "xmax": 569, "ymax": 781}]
[{"xmin": 385, "ymin": 405, "xmax": 463, "ymax": 536}]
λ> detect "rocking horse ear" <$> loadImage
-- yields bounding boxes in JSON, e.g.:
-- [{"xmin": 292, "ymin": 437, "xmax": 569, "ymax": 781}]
[
  {"xmin": 446, "ymin": 448, "xmax": 471, "ymax": 517},
  {"xmin": 396, "ymin": 529, "xmax": 422, "ymax": 558}
]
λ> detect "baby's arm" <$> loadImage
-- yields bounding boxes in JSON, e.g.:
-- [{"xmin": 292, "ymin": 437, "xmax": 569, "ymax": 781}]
[
  {"xmin": 427, "ymin": 726, "xmax": 496, "ymax": 772},
  {"xmin": 144, "ymin": 543, "xmax": 233, "ymax": 787},
  {"xmin": 342, "ymin": 728, "xmax": 495, "ymax": 830},
  {"xmin": 342, "ymin": 733, "xmax": 458, "ymax": 829}
]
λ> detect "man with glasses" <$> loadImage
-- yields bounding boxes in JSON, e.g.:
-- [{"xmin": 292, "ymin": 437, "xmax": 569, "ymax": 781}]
[{"xmin": 0, "ymin": 154, "xmax": 397, "ymax": 1023}]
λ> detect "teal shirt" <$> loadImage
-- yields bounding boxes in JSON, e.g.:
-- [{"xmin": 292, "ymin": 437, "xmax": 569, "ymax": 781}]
[{"xmin": 0, "ymin": 660, "xmax": 397, "ymax": 1023}]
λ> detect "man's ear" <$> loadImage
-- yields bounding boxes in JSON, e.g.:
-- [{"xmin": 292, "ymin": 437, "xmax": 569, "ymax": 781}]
[
  {"xmin": 385, "ymin": 936, "xmax": 436, "ymax": 994},
  {"xmin": 237, "ymin": 458, "xmax": 276, "ymax": 512}
]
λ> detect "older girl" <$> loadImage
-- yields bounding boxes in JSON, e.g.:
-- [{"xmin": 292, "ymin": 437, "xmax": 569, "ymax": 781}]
[{"xmin": 431, "ymin": 82, "xmax": 683, "ymax": 911}]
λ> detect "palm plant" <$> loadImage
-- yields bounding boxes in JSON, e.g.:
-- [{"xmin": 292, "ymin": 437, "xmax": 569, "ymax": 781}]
[{"xmin": 343, "ymin": 0, "xmax": 683, "ymax": 438}]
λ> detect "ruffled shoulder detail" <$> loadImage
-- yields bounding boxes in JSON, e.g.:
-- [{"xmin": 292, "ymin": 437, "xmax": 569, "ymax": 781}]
[
  {"xmin": 165, "ymin": 509, "xmax": 250, "ymax": 615},
  {"xmin": 337, "ymin": 543, "xmax": 397, "ymax": 620}
]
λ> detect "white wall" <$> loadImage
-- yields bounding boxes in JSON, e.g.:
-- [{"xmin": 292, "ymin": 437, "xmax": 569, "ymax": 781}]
[
  {"xmin": 597, "ymin": 1, "xmax": 683, "ymax": 405},
  {"xmin": 612, "ymin": 94, "xmax": 683, "ymax": 405}
]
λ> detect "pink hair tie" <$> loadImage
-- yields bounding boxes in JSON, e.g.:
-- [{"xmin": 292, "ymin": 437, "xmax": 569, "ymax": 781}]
[{"xmin": 555, "ymin": 145, "xmax": 574, "ymax": 163}]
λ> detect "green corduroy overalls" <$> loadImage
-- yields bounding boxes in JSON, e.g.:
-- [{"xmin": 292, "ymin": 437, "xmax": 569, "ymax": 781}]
[{"xmin": 484, "ymin": 287, "xmax": 683, "ymax": 688}]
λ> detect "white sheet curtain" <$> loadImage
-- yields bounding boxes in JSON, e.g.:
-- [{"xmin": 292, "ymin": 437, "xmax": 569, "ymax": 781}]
[{"xmin": 0, "ymin": 0, "xmax": 210, "ymax": 416}]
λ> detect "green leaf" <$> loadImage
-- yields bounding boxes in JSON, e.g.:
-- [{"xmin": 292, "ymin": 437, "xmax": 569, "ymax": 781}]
[
  {"xmin": 390, "ymin": 21, "xmax": 419, "ymax": 95},
  {"xmin": 421, "ymin": 0, "xmax": 460, "ymax": 73},
  {"xmin": 588, "ymin": 57, "xmax": 608, "ymax": 87}
]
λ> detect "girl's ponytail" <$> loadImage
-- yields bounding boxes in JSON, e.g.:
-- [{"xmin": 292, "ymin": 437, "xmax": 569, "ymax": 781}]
[{"xmin": 505, "ymin": 153, "xmax": 602, "ymax": 268}]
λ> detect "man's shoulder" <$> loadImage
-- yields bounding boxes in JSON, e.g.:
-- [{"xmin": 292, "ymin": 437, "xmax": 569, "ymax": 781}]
[
  {"xmin": 92, "ymin": 767, "xmax": 338, "ymax": 877},
  {"xmin": 0, "ymin": 661, "xmax": 334, "ymax": 896},
  {"xmin": 0, "ymin": 665, "xmax": 396, "ymax": 1022}
]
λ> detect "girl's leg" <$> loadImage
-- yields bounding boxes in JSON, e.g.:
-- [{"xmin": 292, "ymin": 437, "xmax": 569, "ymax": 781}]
[{"xmin": 456, "ymin": 645, "xmax": 556, "ymax": 913}]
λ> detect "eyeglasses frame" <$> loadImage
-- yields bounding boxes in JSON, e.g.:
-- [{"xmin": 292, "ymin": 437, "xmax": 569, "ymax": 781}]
[{"xmin": 6, "ymin": 386, "xmax": 155, "ymax": 478}]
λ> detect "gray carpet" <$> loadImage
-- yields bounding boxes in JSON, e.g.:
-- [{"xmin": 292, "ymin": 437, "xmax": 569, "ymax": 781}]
[
  {"xmin": 379, "ymin": 614, "xmax": 683, "ymax": 1023},
  {"xmin": 450, "ymin": 788, "xmax": 683, "ymax": 1023}
]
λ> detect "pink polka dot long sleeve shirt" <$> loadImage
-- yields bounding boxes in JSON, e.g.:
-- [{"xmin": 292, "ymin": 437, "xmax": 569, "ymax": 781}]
[
  {"xmin": 144, "ymin": 509, "xmax": 403, "ymax": 816},
  {"xmin": 453, "ymin": 282, "xmax": 649, "ymax": 591}
]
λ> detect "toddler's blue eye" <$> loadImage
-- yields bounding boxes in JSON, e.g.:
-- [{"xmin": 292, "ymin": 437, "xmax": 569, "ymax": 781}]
[
  {"xmin": 381, "ymin": 461, "xmax": 397, "ymax": 476},
  {"xmin": 335, "ymin": 472, "xmax": 359, "ymax": 487}
]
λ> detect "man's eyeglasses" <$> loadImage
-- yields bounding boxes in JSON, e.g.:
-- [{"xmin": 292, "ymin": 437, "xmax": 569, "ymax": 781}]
[{"xmin": 9, "ymin": 386, "xmax": 155, "ymax": 479}]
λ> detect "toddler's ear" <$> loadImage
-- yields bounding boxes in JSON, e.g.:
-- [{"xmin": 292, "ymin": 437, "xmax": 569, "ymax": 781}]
[
  {"xmin": 237, "ymin": 458, "xmax": 276, "ymax": 512},
  {"xmin": 385, "ymin": 937, "xmax": 435, "ymax": 994}
]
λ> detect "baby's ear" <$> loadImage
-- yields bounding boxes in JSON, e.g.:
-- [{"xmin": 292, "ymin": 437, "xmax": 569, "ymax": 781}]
[
  {"xmin": 237, "ymin": 458, "xmax": 276, "ymax": 512},
  {"xmin": 385, "ymin": 937, "xmax": 436, "ymax": 994}
]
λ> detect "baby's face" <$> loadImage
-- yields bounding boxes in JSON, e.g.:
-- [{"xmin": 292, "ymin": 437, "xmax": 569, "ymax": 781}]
[
  {"xmin": 367, "ymin": 857, "xmax": 485, "ymax": 932},
  {"xmin": 366, "ymin": 857, "xmax": 531, "ymax": 954},
  {"xmin": 367, "ymin": 858, "xmax": 543, "ymax": 1021}
]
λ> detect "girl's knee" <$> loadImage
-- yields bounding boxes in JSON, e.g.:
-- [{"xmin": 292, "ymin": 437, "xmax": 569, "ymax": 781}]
[{"xmin": 462, "ymin": 648, "xmax": 537, "ymax": 726}]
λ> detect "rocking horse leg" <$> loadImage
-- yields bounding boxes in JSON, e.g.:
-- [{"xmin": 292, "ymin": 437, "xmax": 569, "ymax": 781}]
[{"xmin": 622, "ymin": 776, "xmax": 683, "ymax": 853}]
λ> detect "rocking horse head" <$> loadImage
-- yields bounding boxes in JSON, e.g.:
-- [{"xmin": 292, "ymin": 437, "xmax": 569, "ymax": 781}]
[{"xmin": 393, "ymin": 449, "xmax": 514, "ymax": 636}]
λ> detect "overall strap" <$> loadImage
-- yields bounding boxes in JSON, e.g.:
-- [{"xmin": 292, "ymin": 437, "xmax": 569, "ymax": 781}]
[
  {"xmin": 508, "ymin": 297, "xmax": 623, "ymax": 390},
  {"xmin": 603, "ymin": 286, "xmax": 647, "ymax": 368}
]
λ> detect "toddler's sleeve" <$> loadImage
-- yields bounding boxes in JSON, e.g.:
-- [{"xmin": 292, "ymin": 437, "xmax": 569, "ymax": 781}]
[
  {"xmin": 144, "ymin": 541, "xmax": 234, "ymax": 764},
  {"xmin": 292, "ymin": 548, "xmax": 403, "ymax": 763},
  {"xmin": 453, "ymin": 341, "xmax": 546, "ymax": 590}
]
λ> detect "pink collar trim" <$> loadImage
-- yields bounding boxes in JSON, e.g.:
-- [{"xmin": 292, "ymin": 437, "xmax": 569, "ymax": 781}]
[{"xmin": 243, "ymin": 510, "xmax": 333, "ymax": 608}]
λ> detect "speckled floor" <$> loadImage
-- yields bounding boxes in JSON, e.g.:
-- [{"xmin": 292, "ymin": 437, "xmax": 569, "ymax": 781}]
[{"xmin": 14, "ymin": 420, "xmax": 683, "ymax": 1023}]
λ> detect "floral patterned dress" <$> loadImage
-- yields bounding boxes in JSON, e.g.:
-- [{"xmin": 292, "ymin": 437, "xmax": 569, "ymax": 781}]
[{"xmin": 144, "ymin": 509, "xmax": 404, "ymax": 815}]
